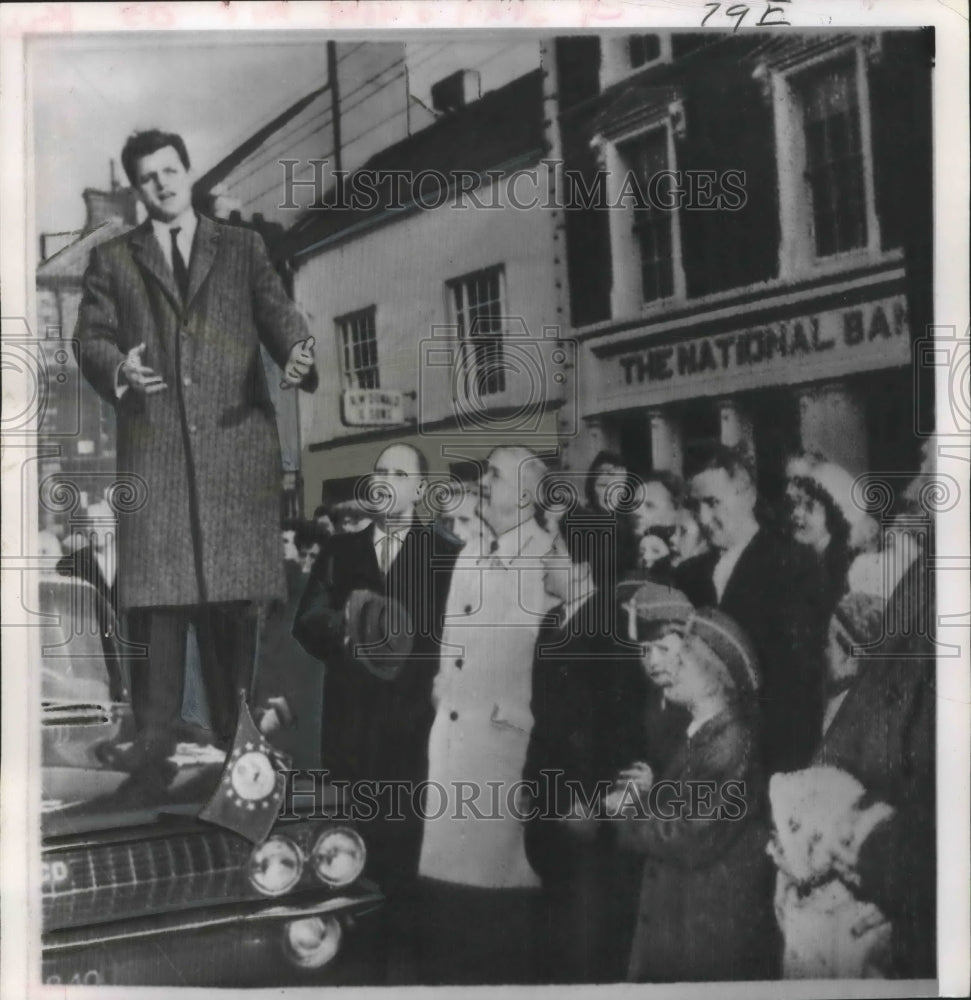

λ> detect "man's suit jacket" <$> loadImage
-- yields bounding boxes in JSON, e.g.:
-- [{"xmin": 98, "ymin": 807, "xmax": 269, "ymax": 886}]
[
  {"xmin": 673, "ymin": 552, "xmax": 717, "ymax": 607},
  {"xmin": 74, "ymin": 215, "xmax": 314, "ymax": 610},
  {"xmin": 523, "ymin": 598, "xmax": 647, "ymax": 885},
  {"xmin": 522, "ymin": 600, "xmax": 650, "ymax": 984},
  {"xmin": 292, "ymin": 519, "xmax": 460, "ymax": 786},
  {"xmin": 701, "ymin": 529, "xmax": 828, "ymax": 773}
]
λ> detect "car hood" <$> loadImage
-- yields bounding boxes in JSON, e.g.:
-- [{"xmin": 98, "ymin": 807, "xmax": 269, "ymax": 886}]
[{"xmin": 42, "ymin": 700, "xmax": 227, "ymax": 837}]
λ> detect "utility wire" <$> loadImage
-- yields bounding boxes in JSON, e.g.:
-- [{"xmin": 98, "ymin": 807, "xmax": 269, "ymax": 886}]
[{"xmin": 226, "ymin": 60, "xmax": 406, "ymax": 187}]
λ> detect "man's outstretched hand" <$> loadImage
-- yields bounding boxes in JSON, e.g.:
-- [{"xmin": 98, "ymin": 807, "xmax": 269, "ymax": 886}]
[
  {"xmin": 121, "ymin": 342, "xmax": 167, "ymax": 395},
  {"xmin": 281, "ymin": 336, "xmax": 315, "ymax": 388}
]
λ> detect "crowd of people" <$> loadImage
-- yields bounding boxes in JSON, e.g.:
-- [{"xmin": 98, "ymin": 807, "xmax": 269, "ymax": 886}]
[
  {"xmin": 279, "ymin": 438, "xmax": 936, "ymax": 984},
  {"xmin": 48, "ymin": 432, "xmax": 936, "ymax": 983},
  {"xmin": 55, "ymin": 125, "xmax": 938, "ymax": 986}
]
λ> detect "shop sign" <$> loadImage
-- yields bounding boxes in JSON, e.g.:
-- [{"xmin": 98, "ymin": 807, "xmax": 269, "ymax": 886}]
[
  {"xmin": 341, "ymin": 389, "xmax": 405, "ymax": 426},
  {"xmin": 616, "ymin": 296, "xmax": 909, "ymax": 393}
]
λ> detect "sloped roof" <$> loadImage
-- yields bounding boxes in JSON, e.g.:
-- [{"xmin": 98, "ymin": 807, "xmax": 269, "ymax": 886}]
[
  {"xmin": 36, "ymin": 218, "xmax": 134, "ymax": 283},
  {"xmin": 193, "ymin": 83, "xmax": 331, "ymax": 197},
  {"xmin": 281, "ymin": 69, "xmax": 546, "ymax": 260}
]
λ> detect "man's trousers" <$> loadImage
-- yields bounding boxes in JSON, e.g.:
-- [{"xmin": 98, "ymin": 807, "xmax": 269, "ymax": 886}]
[{"xmin": 125, "ymin": 602, "xmax": 258, "ymax": 746}]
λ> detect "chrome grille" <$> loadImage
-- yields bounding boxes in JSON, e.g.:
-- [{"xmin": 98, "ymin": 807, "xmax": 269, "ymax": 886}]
[{"xmin": 42, "ymin": 820, "xmax": 349, "ymax": 932}]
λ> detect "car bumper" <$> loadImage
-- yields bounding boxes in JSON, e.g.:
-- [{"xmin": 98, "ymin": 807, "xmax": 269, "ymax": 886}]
[{"xmin": 43, "ymin": 886, "xmax": 384, "ymax": 987}]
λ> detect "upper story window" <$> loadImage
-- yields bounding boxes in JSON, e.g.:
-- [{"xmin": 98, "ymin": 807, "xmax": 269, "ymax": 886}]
[
  {"xmin": 799, "ymin": 57, "xmax": 867, "ymax": 257},
  {"xmin": 628, "ymin": 34, "xmax": 663, "ymax": 69},
  {"xmin": 448, "ymin": 265, "xmax": 506, "ymax": 398},
  {"xmin": 598, "ymin": 107, "xmax": 686, "ymax": 317},
  {"xmin": 336, "ymin": 306, "xmax": 380, "ymax": 389},
  {"xmin": 600, "ymin": 34, "xmax": 672, "ymax": 89},
  {"xmin": 621, "ymin": 128, "xmax": 676, "ymax": 304},
  {"xmin": 762, "ymin": 39, "xmax": 881, "ymax": 277}
]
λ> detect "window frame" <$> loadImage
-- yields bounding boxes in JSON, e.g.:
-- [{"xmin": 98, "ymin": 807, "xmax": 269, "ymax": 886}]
[
  {"xmin": 628, "ymin": 34, "xmax": 665, "ymax": 70},
  {"xmin": 600, "ymin": 33, "xmax": 673, "ymax": 89},
  {"xmin": 445, "ymin": 264, "xmax": 509, "ymax": 401},
  {"xmin": 335, "ymin": 305, "xmax": 380, "ymax": 390},
  {"xmin": 770, "ymin": 42, "xmax": 881, "ymax": 277},
  {"xmin": 603, "ymin": 115, "xmax": 687, "ymax": 317}
]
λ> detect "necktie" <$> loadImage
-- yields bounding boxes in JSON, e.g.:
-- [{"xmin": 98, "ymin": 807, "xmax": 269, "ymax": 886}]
[
  {"xmin": 170, "ymin": 227, "xmax": 190, "ymax": 303},
  {"xmin": 378, "ymin": 532, "xmax": 392, "ymax": 574}
]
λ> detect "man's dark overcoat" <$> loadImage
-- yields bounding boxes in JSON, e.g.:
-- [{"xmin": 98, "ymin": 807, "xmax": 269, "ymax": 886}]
[
  {"xmin": 74, "ymin": 215, "xmax": 311, "ymax": 611},
  {"xmin": 293, "ymin": 521, "xmax": 458, "ymax": 886},
  {"xmin": 292, "ymin": 519, "xmax": 459, "ymax": 886},
  {"xmin": 523, "ymin": 599, "xmax": 647, "ymax": 982},
  {"xmin": 698, "ymin": 529, "xmax": 829, "ymax": 772},
  {"xmin": 293, "ymin": 521, "xmax": 460, "ymax": 785}
]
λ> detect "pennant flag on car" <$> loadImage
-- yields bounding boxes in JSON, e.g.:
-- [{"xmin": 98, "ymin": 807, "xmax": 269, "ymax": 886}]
[{"xmin": 199, "ymin": 693, "xmax": 286, "ymax": 844}]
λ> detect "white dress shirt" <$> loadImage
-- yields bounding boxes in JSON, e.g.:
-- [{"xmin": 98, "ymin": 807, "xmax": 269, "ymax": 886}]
[
  {"xmin": 116, "ymin": 210, "xmax": 198, "ymax": 399},
  {"xmin": 821, "ymin": 689, "xmax": 851, "ymax": 735},
  {"xmin": 151, "ymin": 208, "xmax": 198, "ymax": 274},
  {"xmin": 711, "ymin": 520, "xmax": 760, "ymax": 602},
  {"xmin": 481, "ymin": 519, "xmax": 549, "ymax": 568},
  {"xmin": 372, "ymin": 519, "xmax": 410, "ymax": 574},
  {"xmin": 560, "ymin": 583, "xmax": 596, "ymax": 629},
  {"xmin": 93, "ymin": 544, "xmax": 116, "ymax": 588}
]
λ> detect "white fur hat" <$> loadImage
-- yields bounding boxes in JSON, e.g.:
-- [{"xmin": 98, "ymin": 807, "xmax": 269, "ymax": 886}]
[{"xmin": 808, "ymin": 461, "xmax": 863, "ymax": 528}]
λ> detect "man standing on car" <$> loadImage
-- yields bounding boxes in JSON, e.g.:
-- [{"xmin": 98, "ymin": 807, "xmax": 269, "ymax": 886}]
[{"xmin": 74, "ymin": 129, "xmax": 317, "ymax": 770}]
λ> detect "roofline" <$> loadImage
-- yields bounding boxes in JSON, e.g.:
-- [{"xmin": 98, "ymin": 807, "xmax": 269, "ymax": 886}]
[
  {"xmin": 288, "ymin": 148, "xmax": 547, "ymax": 263},
  {"xmin": 193, "ymin": 82, "xmax": 332, "ymax": 195},
  {"xmin": 36, "ymin": 219, "xmax": 130, "ymax": 276}
]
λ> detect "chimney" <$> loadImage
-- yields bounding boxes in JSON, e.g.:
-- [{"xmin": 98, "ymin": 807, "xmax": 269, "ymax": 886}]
[
  {"xmin": 430, "ymin": 70, "xmax": 482, "ymax": 114},
  {"xmin": 81, "ymin": 184, "xmax": 139, "ymax": 234}
]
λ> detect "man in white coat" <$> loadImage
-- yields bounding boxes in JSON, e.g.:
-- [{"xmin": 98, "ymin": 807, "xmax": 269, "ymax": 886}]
[{"xmin": 414, "ymin": 447, "xmax": 555, "ymax": 984}]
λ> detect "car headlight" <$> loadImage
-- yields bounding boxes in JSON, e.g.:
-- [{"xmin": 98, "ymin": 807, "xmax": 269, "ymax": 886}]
[
  {"xmin": 282, "ymin": 915, "xmax": 342, "ymax": 969},
  {"xmin": 310, "ymin": 826, "xmax": 366, "ymax": 887},
  {"xmin": 247, "ymin": 835, "xmax": 304, "ymax": 896}
]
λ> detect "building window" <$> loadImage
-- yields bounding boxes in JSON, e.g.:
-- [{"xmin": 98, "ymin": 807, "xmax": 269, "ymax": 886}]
[
  {"xmin": 600, "ymin": 34, "xmax": 672, "ymax": 88},
  {"xmin": 628, "ymin": 34, "xmax": 662, "ymax": 69},
  {"xmin": 767, "ymin": 42, "xmax": 881, "ymax": 276},
  {"xmin": 620, "ymin": 128, "xmax": 676, "ymax": 304},
  {"xmin": 798, "ymin": 57, "xmax": 867, "ymax": 257},
  {"xmin": 336, "ymin": 306, "xmax": 379, "ymax": 389},
  {"xmin": 448, "ymin": 265, "xmax": 506, "ymax": 397}
]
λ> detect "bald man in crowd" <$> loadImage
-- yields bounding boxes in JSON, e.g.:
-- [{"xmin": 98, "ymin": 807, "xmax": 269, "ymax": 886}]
[{"xmin": 415, "ymin": 446, "xmax": 556, "ymax": 985}]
